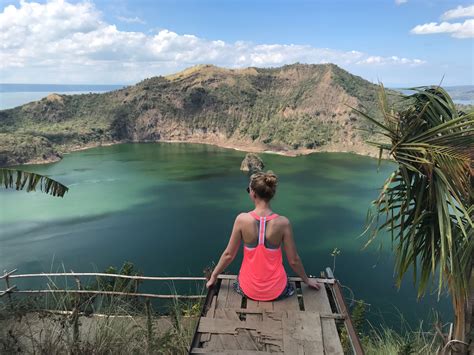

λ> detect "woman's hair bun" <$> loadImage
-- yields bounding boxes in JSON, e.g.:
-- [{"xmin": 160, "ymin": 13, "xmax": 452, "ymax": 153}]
[
  {"xmin": 263, "ymin": 171, "xmax": 278, "ymax": 187},
  {"xmin": 249, "ymin": 170, "xmax": 278, "ymax": 201}
]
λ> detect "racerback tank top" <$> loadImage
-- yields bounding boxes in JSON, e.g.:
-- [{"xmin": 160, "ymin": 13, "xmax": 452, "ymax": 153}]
[{"xmin": 238, "ymin": 211, "xmax": 288, "ymax": 301}]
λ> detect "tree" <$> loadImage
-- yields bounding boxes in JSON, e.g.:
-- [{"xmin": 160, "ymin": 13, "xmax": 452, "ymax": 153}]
[
  {"xmin": 354, "ymin": 85, "xmax": 473, "ymax": 350},
  {"xmin": 0, "ymin": 168, "xmax": 68, "ymax": 197}
]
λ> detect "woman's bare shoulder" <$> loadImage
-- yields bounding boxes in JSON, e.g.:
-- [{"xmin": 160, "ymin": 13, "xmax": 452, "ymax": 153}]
[
  {"xmin": 276, "ymin": 215, "xmax": 290, "ymax": 225},
  {"xmin": 235, "ymin": 212, "xmax": 252, "ymax": 223}
]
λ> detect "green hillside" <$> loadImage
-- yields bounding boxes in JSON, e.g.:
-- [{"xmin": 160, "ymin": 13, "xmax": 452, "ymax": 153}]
[{"xmin": 0, "ymin": 63, "xmax": 398, "ymax": 166}]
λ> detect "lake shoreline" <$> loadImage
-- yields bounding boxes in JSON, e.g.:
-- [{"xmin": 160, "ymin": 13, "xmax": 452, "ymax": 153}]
[{"xmin": 17, "ymin": 137, "xmax": 383, "ymax": 167}]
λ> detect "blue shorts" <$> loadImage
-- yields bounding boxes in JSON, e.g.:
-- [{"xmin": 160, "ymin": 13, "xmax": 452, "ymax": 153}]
[{"xmin": 232, "ymin": 278, "xmax": 295, "ymax": 301}]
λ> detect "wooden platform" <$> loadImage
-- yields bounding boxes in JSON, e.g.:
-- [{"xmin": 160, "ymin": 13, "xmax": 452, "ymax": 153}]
[{"xmin": 190, "ymin": 275, "xmax": 363, "ymax": 354}]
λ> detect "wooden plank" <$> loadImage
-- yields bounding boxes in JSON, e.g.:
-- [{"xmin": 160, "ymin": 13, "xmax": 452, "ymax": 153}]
[
  {"xmin": 259, "ymin": 301, "xmax": 279, "ymax": 352},
  {"xmin": 202, "ymin": 280, "xmax": 227, "ymax": 350},
  {"xmin": 333, "ymin": 281, "xmax": 365, "ymax": 355},
  {"xmin": 210, "ymin": 280, "xmax": 241, "ymax": 350},
  {"xmin": 282, "ymin": 311, "xmax": 324, "ymax": 354},
  {"xmin": 258, "ymin": 301, "xmax": 274, "ymax": 312},
  {"xmin": 301, "ymin": 283, "xmax": 343, "ymax": 355},
  {"xmin": 245, "ymin": 300, "xmax": 265, "ymax": 348},
  {"xmin": 262, "ymin": 308, "xmax": 283, "ymax": 352},
  {"xmin": 225, "ymin": 280, "xmax": 243, "ymax": 309},
  {"xmin": 208, "ymin": 280, "xmax": 260, "ymax": 351},
  {"xmin": 200, "ymin": 294, "xmax": 217, "ymax": 344},
  {"xmin": 245, "ymin": 297, "xmax": 261, "ymax": 320},
  {"xmin": 216, "ymin": 279, "xmax": 232, "ymax": 310},
  {"xmin": 300, "ymin": 283, "xmax": 332, "ymax": 312},
  {"xmin": 281, "ymin": 312, "xmax": 302, "ymax": 354},
  {"xmin": 208, "ymin": 294, "xmax": 218, "ymax": 317},
  {"xmin": 234, "ymin": 326, "xmax": 260, "ymax": 350},
  {"xmin": 219, "ymin": 308, "xmax": 258, "ymax": 350},
  {"xmin": 243, "ymin": 295, "xmax": 264, "ymax": 350},
  {"xmin": 217, "ymin": 274, "xmax": 334, "ymax": 284},
  {"xmin": 190, "ymin": 349, "xmax": 283, "ymax": 354},
  {"xmin": 273, "ymin": 282, "xmax": 299, "ymax": 312},
  {"xmin": 221, "ymin": 308, "xmax": 343, "ymax": 319},
  {"xmin": 214, "ymin": 309, "xmax": 241, "ymax": 350},
  {"xmin": 198, "ymin": 317, "xmax": 281, "ymax": 335}
]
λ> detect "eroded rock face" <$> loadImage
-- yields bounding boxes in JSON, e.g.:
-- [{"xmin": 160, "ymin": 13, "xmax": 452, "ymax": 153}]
[{"xmin": 240, "ymin": 153, "xmax": 264, "ymax": 173}]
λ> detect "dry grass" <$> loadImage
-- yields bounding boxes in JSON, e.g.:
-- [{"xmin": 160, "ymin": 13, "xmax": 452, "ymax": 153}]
[{"xmin": 0, "ymin": 289, "xmax": 202, "ymax": 354}]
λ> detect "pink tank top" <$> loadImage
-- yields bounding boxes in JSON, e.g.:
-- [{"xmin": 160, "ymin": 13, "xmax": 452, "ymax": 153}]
[{"xmin": 238, "ymin": 211, "xmax": 288, "ymax": 301}]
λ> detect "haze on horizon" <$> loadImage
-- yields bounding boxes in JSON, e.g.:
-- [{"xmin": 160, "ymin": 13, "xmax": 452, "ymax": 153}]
[{"xmin": 0, "ymin": 0, "xmax": 473, "ymax": 86}]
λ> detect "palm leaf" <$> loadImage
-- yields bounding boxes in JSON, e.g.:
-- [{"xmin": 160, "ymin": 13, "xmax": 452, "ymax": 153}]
[
  {"xmin": 355, "ymin": 85, "xmax": 473, "ymax": 306},
  {"xmin": 0, "ymin": 168, "xmax": 68, "ymax": 197}
]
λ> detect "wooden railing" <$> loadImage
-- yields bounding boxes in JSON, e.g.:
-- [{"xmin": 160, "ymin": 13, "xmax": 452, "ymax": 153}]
[
  {"xmin": 0, "ymin": 268, "xmax": 208, "ymax": 300},
  {"xmin": 0, "ymin": 269, "xmax": 335, "ymax": 301}
]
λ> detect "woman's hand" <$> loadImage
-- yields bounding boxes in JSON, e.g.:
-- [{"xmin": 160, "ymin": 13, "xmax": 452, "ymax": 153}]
[
  {"xmin": 305, "ymin": 278, "xmax": 321, "ymax": 290},
  {"xmin": 206, "ymin": 274, "xmax": 218, "ymax": 288}
]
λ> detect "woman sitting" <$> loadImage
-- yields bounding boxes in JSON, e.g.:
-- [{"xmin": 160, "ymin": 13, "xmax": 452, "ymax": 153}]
[{"xmin": 206, "ymin": 171, "xmax": 320, "ymax": 301}]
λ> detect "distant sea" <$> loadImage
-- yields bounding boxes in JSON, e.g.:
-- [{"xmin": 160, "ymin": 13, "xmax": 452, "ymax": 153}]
[
  {"xmin": 392, "ymin": 86, "xmax": 474, "ymax": 105},
  {"xmin": 0, "ymin": 84, "xmax": 125, "ymax": 110}
]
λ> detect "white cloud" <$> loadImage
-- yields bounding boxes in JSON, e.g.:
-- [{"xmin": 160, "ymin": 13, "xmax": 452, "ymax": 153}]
[
  {"xmin": 441, "ymin": 5, "xmax": 474, "ymax": 20},
  {"xmin": 395, "ymin": 0, "xmax": 408, "ymax": 5},
  {"xmin": 411, "ymin": 19, "xmax": 474, "ymax": 38},
  {"xmin": 0, "ymin": 0, "xmax": 427, "ymax": 83},
  {"xmin": 357, "ymin": 56, "xmax": 425, "ymax": 65},
  {"xmin": 117, "ymin": 15, "xmax": 146, "ymax": 25},
  {"xmin": 411, "ymin": 5, "xmax": 474, "ymax": 38}
]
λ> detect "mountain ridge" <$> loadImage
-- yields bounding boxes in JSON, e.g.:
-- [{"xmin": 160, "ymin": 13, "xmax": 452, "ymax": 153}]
[{"xmin": 0, "ymin": 63, "xmax": 393, "ymax": 167}]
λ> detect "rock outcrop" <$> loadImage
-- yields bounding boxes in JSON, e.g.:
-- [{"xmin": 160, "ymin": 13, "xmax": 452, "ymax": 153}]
[{"xmin": 240, "ymin": 153, "xmax": 264, "ymax": 173}]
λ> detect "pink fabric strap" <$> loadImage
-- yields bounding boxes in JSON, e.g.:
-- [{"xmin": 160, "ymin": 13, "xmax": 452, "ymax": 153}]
[
  {"xmin": 248, "ymin": 211, "xmax": 279, "ymax": 221},
  {"xmin": 248, "ymin": 211, "xmax": 279, "ymax": 245},
  {"xmin": 259, "ymin": 217, "xmax": 266, "ymax": 245}
]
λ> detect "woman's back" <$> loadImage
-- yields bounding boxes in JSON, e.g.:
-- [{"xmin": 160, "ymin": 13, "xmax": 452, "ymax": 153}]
[{"xmin": 240, "ymin": 212, "xmax": 287, "ymax": 248}]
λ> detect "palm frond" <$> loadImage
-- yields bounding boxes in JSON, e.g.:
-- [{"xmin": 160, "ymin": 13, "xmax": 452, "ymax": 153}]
[
  {"xmin": 0, "ymin": 168, "xmax": 69, "ymax": 197},
  {"xmin": 354, "ymin": 85, "xmax": 473, "ymax": 302}
]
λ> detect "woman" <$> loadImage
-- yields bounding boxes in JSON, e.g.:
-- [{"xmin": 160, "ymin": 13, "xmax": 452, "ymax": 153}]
[{"xmin": 206, "ymin": 171, "xmax": 320, "ymax": 301}]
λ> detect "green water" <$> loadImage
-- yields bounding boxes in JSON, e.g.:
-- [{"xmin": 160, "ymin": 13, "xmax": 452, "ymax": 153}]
[{"xmin": 0, "ymin": 142, "xmax": 451, "ymax": 325}]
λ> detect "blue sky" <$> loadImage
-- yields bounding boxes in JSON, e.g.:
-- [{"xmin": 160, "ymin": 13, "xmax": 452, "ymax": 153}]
[{"xmin": 0, "ymin": 0, "xmax": 472, "ymax": 86}]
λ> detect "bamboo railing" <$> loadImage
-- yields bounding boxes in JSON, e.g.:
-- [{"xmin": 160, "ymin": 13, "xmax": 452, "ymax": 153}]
[
  {"xmin": 0, "ymin": 269, "xmax": 335, "ymax": 301},
  {"xmin": 0, "ymin": 268, "xmax": 208, "ymax": 300}
]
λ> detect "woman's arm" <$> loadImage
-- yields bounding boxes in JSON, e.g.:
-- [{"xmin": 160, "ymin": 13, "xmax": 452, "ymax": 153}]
[
  {"xmin": 282, "ymin": 218, "xmax": 320, "ymax": 290},
  {"xmin": 206, "ymin": 214, "xmax": 243, "ymax": 288}
]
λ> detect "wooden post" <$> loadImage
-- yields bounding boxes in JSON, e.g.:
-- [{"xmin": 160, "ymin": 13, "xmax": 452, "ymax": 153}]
[
  {"xmin": 71, "ymin": 270, "xmax": 81, "ymax": 350},
  {"xmin": 71, "ymin": 270, "xmax": 82, "ymax": 290},
  {"xmin": 4, "ymin": 270, "xmax": 11, "ymax": 304},
  {"xmin": 145, "ymin": 298, "xmax": 153, "ymax": 353},
  {"xmin": 333, "ymin": 280, "xmax": 365, "ymax": 355},
  {"xmin": 189, "ymin": 278, "xmax": 221, "ymax": 352},
  {"xmin": 71, "ymin": 306, "xmax": 80, "ymax": 349},
  {"xmin": 2, "ymin": 269, "xmax": 17, "ymax": 306}
]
